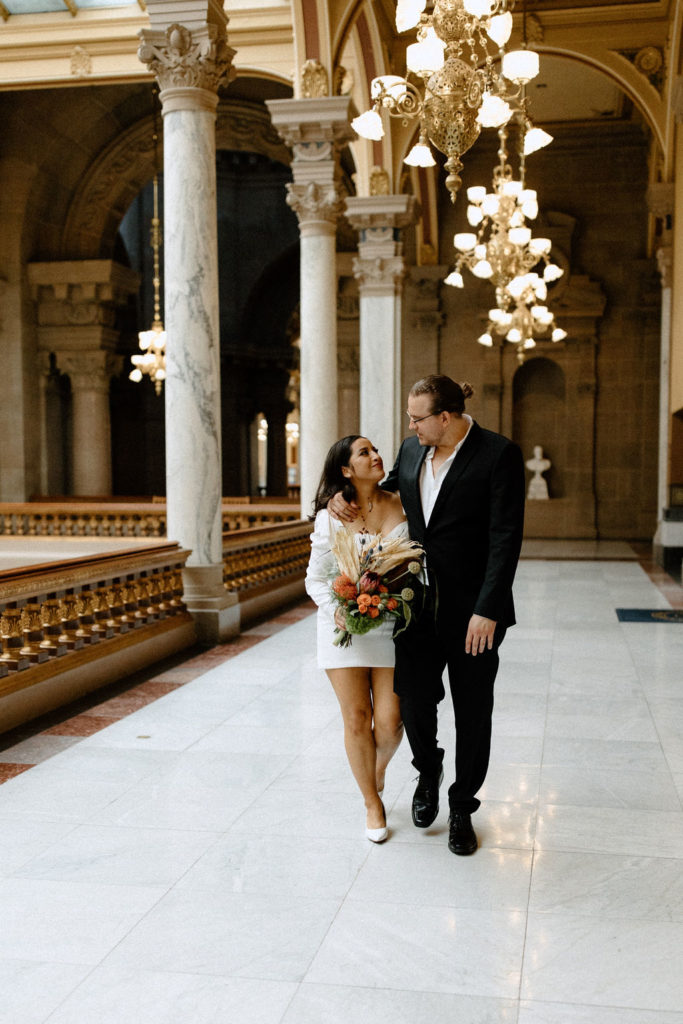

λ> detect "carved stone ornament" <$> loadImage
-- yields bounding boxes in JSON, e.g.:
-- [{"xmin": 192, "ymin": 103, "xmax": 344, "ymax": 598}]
[
  {"xmin": 57, "ymin": 352, "xmax": 123, "ymax": 392},
  {"xmin": 353, "ymin": 255, "xmax": 406, "ymax": 291},
  {"xmin": 656, "ymin": 245, "xmax": 673, "ymax": 289},
  {"xmin": 369, "ymin": 167, "xmax": 391, "ymax": 196},
  {"xmin": 286, "ymin": 182, "xmax": 343, "ymax": 226},
  {"xmin": 138, "ymin": 23, "xmax": 235, "ymax": 93},
  {"xmin": 70, "ymin": 45, "xmax": 92, "ymax": 78},
  {"xmin": 525, "ymin": 14, "xmax": 544, "ymax": 45},
  {"xmin": 617, "ymin": 45, "xmax": 664, "ymax": 91},
  {"xmin": 301, "ymin": 59, "xmax": 329, "ymax": 99},
  {"xmin": 333, "ymin": 65, "xmax": 353, "ymax": 97}
]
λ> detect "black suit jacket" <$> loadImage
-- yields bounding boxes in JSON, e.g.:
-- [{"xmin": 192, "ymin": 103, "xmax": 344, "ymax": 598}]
[{"xmin": 382, "ymin": 423, "xmax": 525, "ymax": 628}]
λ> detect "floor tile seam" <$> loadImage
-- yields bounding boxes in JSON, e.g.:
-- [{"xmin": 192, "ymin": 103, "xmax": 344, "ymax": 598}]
[
  {"xmin": 630, "ymin": 667, "xmax": 683, "ymax": 812},
  {"xmin": 293, "ymin": 976, "xmax": 522, "ymax": 1001},
  {"xmin": 514, "ymin": 844, "xmax": 538, "ymax": 1005}
]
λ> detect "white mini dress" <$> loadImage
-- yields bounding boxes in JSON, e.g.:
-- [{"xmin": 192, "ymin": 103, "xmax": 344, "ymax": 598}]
[{"xmin": 305, "ymin": 509, "xmax": 410, "ymax": 670}]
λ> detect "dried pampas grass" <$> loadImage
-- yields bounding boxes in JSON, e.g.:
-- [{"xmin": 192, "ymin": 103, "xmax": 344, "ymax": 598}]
[{"xmin": 330, "ymin": 523, "xmax": 423, "ymax": 582}]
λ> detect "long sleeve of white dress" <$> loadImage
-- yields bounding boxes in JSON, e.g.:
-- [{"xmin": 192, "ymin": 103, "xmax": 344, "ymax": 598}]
[{"xmin": 305, "ymin": 509, "xmax": 336, "ymax": 613}]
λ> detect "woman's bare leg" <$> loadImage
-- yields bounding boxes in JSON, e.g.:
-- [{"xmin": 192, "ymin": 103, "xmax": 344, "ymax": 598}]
[
  {"xmin": 326, "ymin": 667, "xmax": 385, "ymax": 829},
  {"xmin": 370, "ymin": 667, "xmax": 403, "ymax": 793}
]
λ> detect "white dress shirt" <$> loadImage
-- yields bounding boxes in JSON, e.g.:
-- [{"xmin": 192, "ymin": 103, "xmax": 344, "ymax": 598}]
[{"xmin": 419, "ymin": 414, "xmax": 473, "ymax": 525}]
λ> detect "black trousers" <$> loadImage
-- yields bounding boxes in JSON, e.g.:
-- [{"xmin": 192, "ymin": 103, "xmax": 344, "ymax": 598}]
[{"xmin": 393, "ymin": 593, "xmax": 506, "ymax": 815}]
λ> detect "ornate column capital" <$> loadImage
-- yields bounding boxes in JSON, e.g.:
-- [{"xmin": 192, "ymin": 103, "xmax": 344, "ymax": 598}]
[
  {"xmin": 138, "ymin": 19, "xmax": 235, "ymax": 111},
  {"xmin": 57, "ymin": 351, "xmax": 123, "ymax": 392},
  {"xmin": 286, "ymin": 181, "xmax": 344, "ymax": 232},
  {"xmin": 353, "ymin": 256, "xmax": 406, "ymax": 295},
  {"xmin": 656, "ymin": 245, "xmax": 673, "ymax": 289},
  {"xmin": 267, "ymin": 97, "xmax": 355, "ymax": 234}
]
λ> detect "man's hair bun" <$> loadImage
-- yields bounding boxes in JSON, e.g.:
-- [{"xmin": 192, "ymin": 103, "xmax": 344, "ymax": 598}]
[{"xmin": 460, "ymin": 382, "xmax": 474, "ymax": 400}]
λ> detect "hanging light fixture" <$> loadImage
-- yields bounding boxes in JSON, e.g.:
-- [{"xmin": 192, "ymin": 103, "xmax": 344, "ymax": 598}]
[
  {"xmin": 130, "ymin": 89, "xmax": 166, "ymax": 396},
  {"xmin": 445, "ymin": 108, "xmax": 564, "ymax": 360},
  {"xmin": 352, "ymin": 0, "xmax": 540, "ymax": 203}
]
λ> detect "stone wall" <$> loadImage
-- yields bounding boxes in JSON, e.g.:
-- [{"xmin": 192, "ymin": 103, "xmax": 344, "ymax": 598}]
[{"xmin": 431, "ymin": 119, "xmax": 660, "ymax": 540}]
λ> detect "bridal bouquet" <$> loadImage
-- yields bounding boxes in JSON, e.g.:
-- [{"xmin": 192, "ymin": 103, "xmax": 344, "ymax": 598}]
[{"xmin": 329, "ymin": 527, "xmax": 424, "ymax": 648}]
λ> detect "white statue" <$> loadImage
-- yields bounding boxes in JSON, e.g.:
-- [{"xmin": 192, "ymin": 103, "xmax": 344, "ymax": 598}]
[{"xmin": 526, "ymin": 445, "xmax": 551, "ymax": 500}]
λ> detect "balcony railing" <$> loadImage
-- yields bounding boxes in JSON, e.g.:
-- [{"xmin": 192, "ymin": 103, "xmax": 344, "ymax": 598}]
[{"xmin": 0, "ymin": 500, "xmax": 301, "ymax": 538}]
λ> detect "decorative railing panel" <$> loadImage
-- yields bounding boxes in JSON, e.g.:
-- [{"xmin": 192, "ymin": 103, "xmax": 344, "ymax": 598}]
[
  {"xmin": 0, "ymin": 542, "xmax": 191, "ymax": 684},
  {"xmin": 223, "ymin": 520, "xmax": 313, "ymax": 593},
  {"xmin": 0, "ymin": 501, "xmax": 301, "ymax": 538}
]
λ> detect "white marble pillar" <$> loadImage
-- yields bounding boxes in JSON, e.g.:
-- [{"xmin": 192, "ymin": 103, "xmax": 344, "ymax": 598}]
[
  {"xmin": 139, "ymin": 5, "xmax": 237, "ymax": 641},
  {"xmin": 266, "ymin": 97, "xmax": 354, "ymax": 515},
  {"xmin": 345, "ymin": 195, "xmax": 417, "ymax": 466}
]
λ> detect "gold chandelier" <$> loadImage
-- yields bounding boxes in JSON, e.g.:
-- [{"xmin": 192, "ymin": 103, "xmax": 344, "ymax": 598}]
[
  {"xmin": 351, "ymin": 0, "xmax": 541, "ymax": 202},
  {"xmin": 445, "ymin": 108, "xmax": 565, "ymax": 359},
  {"xmin": 129, "ymin": 93, "xmax": 166, "ymax": 396}
]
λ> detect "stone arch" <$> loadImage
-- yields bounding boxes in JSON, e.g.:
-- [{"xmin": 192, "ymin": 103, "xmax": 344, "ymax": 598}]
[
  {"xmin": 63, "ymin": 90, "xmax": 295, "ymax": 262},
  {"xmin": 531, "ymin": 47, "xmax": 666, "ymax": 159}
]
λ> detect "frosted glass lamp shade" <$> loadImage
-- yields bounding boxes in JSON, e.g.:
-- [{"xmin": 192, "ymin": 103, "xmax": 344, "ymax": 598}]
[
  {"xmin": 502, "ymin": 49, "xmax": 540, "ymax": 84},
  {"xmin": 454, "ymin": 232, "xmax": 478, "ymax": 251},
  {"xmin": 508, "ymin": 226, "xmax": 531, "ymax": 246},
  {"xmin": 524, "ymin": 126, "xmax": 553, "ymax": 155},
  {"xmin": 351, "ymin": 109, "xmax": 384, "ymax": 140},
  {"xmin": 395, "ymin": 0, "xmax": 426, "ymax": 32},
  {"xmin": 463, "ymin": 0, "xmax": 494, "ymax": 18},
  {"xmin": 477, "ymin": 92, "xmax": 512, "ymax": 128},
  {"xmin": 486, "ymin": 11, "xmax": 512, "ymax": 47},
  {"xmin": 406, "ymin": 28, "xmax": 445, "ymax": 75}
]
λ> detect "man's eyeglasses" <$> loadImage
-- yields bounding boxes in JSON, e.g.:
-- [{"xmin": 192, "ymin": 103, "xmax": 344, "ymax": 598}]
[{"xmin": 406, "ymin": 410, "xmax": 442, "ymax": 425}]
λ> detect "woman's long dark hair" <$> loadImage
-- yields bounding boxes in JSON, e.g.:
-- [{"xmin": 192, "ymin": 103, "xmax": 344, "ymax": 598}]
[{"xmin": 310, "ymin": 435, "xmax": 361, "ymax": 518}]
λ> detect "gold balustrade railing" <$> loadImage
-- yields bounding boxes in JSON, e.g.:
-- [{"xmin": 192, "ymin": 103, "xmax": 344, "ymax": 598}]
[
  {"xmin": 0, "ymin": 542, "xmax": 191, "ymax": 686},
  {"xmin": 0, "ymin": 500, "xmax": 301, "ymax": 538},
  {"xmin": 222, "ymin": 519, "xmax": 313, "ymax": 593},
  {"xmin": 0, "ymin": 519, "xmax": 314, "ymax": 733}
]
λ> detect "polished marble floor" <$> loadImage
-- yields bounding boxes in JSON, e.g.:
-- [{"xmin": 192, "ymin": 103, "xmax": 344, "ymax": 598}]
[{"xmin": 1, "ymin": 556, "xmax": 683, "ymax": 1023}]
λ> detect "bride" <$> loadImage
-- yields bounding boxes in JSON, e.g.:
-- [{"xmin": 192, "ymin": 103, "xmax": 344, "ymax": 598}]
[{"xmin": 305, "ymin": 435, "xmax": 408, "ymax": 843}]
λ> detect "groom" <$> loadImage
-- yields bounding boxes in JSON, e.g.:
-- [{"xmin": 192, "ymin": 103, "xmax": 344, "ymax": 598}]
[{"xmin": 332, "ymin": 374, "xmax": 525, "ymax": 854}]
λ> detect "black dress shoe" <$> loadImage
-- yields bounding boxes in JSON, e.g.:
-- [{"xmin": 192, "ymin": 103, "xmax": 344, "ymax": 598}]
[
  {"xmin": 448, "ymin": 813, "xmax": 478, "ymax": 855},
  {"xmin": 411, "ymin": 768, "xmax": 444, "ymax": 828}
]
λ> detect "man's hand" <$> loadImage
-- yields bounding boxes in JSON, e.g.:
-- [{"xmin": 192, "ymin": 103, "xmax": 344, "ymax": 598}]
[
  {"xmin": 465, "ymin": 614, "xmax": 496, "ymax": 656},
  {"xmin": 327, "ymin": 490, "xmax": 359, "ymax": 523}
]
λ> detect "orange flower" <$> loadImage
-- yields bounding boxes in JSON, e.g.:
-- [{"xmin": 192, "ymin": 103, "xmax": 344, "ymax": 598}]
[
  {"xmin": 386, "ymin": 598, "xmax": 398, "ymax": 611},
  {"xmin": 357, "ymin": 594, "xmax": 372, "ymax": 611},
  {"xmin": 333, "ymin": 574, "xmax": 357, "ymax": 601},
  {"xmin": 379, "ymin": 585, "xmax": 388, "ymax": 593},
  {"xmin": 370, "ymin": 594, "xmax": 381, "ymax": 606},
  {"xmin": 367, "ymin": 607, "xmax": 380, "ymax": 618}
]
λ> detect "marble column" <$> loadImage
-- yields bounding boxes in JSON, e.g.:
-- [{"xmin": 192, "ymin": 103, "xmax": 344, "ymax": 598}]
[
  {"xmin": 345, "ymin": 195, "xmax": 417, "ymax": 465},
  {"xmin": 27, "ymin": 259, "xmax": 138, "ymax": 496},
  {"xmin": 60, "ymin": 352, "xmax": 121, "ymax": 495},
  {"xmin": 139, "ymin": 3, "xmax": 237, "ymax": 641},
  {"xmin": 266, "ymin": 97, "xmax": 354, "ymax": 516}
]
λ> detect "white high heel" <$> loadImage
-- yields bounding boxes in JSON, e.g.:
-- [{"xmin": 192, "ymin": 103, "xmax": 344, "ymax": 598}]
[{"xmin": 366, "ymin": 801, "xmax": 388, "ymax": 843}]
